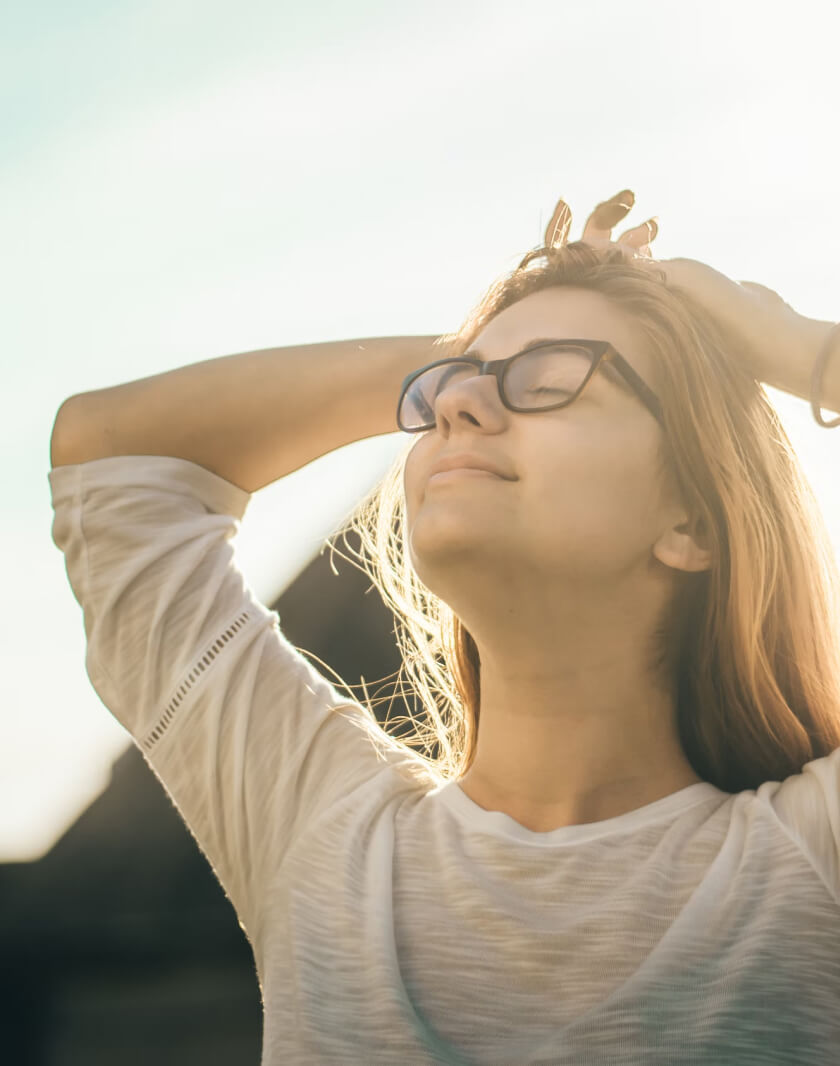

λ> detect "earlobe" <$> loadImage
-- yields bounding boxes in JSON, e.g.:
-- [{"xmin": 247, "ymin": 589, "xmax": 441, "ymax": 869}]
[{"xmin": 653, "ymin": 524, "xmax": 713, "ymax": 573}]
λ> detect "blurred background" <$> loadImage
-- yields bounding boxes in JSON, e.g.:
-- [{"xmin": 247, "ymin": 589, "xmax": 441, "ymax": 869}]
[{"xmin": 3, "ymin": 0, "xmax": 839, "ymax": 1061}]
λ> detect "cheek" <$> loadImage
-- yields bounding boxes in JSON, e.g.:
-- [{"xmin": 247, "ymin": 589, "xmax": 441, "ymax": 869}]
[
  {"xmin": 402, "ymin": 438, "xmax": 429, "ymax": 515},
  {"xmin": 529, "ymin": 441, "xmax": 663, "ymax": 558}
]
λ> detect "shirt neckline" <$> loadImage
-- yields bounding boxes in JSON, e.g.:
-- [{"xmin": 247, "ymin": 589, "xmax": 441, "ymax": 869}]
[{"xmin": 434, "ymin": 778, "xmax": 726, "ymax": 846}]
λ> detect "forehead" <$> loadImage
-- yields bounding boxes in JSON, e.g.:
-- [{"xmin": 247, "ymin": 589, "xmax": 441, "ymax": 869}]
[{"xmin": 472, "ymin": 287, "xmax": 654, "ymax": 379}]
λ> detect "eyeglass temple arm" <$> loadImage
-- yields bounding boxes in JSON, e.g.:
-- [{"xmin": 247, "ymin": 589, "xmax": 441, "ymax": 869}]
[{"xmin": 608, "ymin": 349, "xmax": 665, "ymax": 427}]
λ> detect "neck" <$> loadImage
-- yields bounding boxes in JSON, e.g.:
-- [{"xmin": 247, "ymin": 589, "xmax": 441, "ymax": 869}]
[{"xmin": 456, "ymin": 639, "xmax": 701, "ymax": 831}]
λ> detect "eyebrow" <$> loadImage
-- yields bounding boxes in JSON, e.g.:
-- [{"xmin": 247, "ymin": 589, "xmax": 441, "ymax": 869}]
[
  {"xmin": 463, "ymin": 337, "xmax": 632, "ymax": 391},
  {"xmin": 463, "ymin": 336, "xmax": 561, "ymax": 360}
]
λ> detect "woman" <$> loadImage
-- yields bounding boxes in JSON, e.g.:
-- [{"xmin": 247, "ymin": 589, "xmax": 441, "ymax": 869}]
[{"xmin": 49, "ymin": 189, "xmax": 840, "ymax": 1063}]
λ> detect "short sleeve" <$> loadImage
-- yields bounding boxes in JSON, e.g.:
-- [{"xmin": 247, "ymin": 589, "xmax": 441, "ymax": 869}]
[
  {"xmin": 49, "ymin": 454, "xmax": 415, "ymax": 940},
  {"xmin": 765, "ymin": 745, "xmax": 840, "ymax": 904}
]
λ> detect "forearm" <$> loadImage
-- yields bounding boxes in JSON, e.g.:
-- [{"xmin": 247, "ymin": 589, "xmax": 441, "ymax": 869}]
[
  {"xmin": 49, "ymin": 335, "xmax": 439, "ymax": 493},
  {"xmin": 661, "ymin": 259, "xmax": 840, "ymax": 418},
  {"xmin": 765, "ymin": 317, "xmax": 840, "ymax": 416}
]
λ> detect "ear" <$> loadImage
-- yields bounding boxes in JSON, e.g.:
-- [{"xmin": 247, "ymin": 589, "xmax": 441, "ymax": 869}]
[{"xmin": 652, "ymin": 517, "xmax": 713, "ymax": 573}]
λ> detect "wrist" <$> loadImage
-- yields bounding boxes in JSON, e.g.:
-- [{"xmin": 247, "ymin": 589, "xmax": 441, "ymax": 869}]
[
  {"xmin": 769, "ymin": 315, "xmax": 835, "ymax": 404},
  {"xmin": 808, "ymin": 319, "xmax": 840, "ymax": 425}
]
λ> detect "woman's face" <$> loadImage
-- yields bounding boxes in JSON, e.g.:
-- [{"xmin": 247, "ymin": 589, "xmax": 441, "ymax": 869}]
[{"xmin": 403, "ymin": 286, "xmax": 683, "ymax": 598}]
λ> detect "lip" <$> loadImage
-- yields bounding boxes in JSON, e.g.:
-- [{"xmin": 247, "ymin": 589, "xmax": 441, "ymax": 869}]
[
  {"xmin": 429, "ymin": 453, "xmax": 514, "ymax": 480},
  {"xmin": 428, "ymin": 468, "xmax": 500, "ymax": 484}
]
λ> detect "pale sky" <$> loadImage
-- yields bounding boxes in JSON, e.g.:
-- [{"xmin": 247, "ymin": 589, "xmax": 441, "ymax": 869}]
[{"xmin": 3, "ymin": 0, "xmax": 839, "ymax": 860}]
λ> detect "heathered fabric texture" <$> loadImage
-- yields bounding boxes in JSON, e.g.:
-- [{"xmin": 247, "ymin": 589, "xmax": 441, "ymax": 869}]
[{"xmin": 49, "ymin": 455, "xmax": 840, "ymax": 1065}]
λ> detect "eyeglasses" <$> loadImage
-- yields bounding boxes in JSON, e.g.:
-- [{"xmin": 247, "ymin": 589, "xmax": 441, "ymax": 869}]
[{"xmin": 396, "ymin": 339, "xmax": 664, "ymax": 433}]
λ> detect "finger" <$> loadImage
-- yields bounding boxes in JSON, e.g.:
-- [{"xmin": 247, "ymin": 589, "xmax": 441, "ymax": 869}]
[
  {"xmin": 617, "ymin": 218, "xmax": 659, "ymax": 255},
  {"xmin": 581, "ymin": 189, "xmax": 635, "ymax": 242},
  {"xmin": 544, "ymin": 198, "xmax": 573, "ymax": 249}
]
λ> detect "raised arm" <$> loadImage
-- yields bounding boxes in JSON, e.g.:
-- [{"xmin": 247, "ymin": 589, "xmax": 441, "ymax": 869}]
[{"xmin": 50, "ymin": 335, "xmax": 440, "ymax": 492}]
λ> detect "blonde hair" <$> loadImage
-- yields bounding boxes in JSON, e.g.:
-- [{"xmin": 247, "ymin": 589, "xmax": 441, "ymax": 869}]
[{"xmin": 322, "ymin": 240, "xmax": 840, "ymax": 794}]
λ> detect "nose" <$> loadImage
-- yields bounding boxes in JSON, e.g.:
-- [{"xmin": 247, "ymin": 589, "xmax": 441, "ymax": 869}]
[{"xmin": 432, "ymin": 372, "xmax": 506, "ymax": 432}]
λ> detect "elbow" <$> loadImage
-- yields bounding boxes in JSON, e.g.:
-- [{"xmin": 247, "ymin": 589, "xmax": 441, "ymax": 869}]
[{"xmin": 50, "ymin": 393, "xmax": 91, "ymax": 468}]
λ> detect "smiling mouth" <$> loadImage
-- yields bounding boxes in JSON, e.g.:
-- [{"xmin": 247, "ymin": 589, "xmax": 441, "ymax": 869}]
[{"xmin": 427, "ymin": 468, "xmax": 502, "ymax": 482}]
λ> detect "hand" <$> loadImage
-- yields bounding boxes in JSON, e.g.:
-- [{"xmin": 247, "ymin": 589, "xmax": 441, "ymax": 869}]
[
  {"xmin": 545, "ymin": 190, "xmax": 830, "ymax": 399},
  {"xmin": 545, "ymin": 188, "xmax": 658, "ymax": 260}
]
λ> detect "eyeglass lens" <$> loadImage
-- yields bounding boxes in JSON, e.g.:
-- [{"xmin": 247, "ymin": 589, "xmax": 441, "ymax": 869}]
[{"xmin": 399, "ymin": 345, "xmax": 596, "ymax": 430}]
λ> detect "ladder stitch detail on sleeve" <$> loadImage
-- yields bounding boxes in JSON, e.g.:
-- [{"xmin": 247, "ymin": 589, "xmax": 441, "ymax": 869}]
[{"xmin": 141, "ymin": 610, "xmax": 252, "ymax": 752}]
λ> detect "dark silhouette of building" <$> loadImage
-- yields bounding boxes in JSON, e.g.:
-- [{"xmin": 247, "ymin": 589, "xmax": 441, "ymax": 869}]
[{"xmin": 1, "ymin": 530, "xmax": 412, "ymax": 1065}]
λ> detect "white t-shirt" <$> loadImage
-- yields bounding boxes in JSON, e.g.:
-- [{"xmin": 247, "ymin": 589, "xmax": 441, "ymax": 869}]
[{"xmin": 49, "ymin": 454, "xmax": 840, "ymax": 1065}]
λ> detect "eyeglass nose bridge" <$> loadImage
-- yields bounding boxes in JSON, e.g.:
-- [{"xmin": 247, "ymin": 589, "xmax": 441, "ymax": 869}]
[
  {"xmin": 440, "ymin": 357, "xmax": 508, "ymax": 404},
  {"xmin": 474, "ymin": 343, "xmax": 609, "ymax": 401},
  {"xmin": 414, "ymin": 357, "xmax": 517, "ymax": 429}
]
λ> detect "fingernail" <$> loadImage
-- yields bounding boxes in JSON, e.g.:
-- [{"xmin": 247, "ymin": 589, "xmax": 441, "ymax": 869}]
[
  {"xmin": 595, "ymin": 201, "xmax": 630, "ymax": 226},
  {"xmin": 646, "ymin": 217, "xmax": 659, "ymax": 239},
  {"xmin": 611, "ymin": 189, "xmax": 635, "ymax": 205}
]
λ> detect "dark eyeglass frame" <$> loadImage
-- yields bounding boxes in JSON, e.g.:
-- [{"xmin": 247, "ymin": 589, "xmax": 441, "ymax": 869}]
[{"xmin": 396, "ymin": 339, "xmax": 665, "ymax": 433}]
